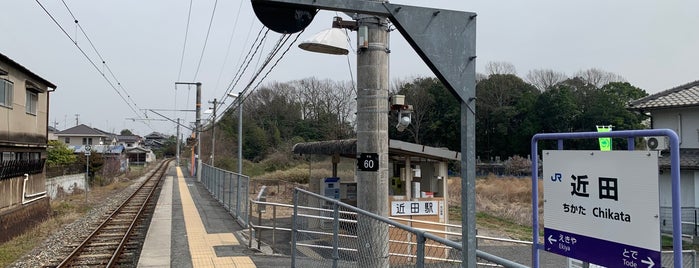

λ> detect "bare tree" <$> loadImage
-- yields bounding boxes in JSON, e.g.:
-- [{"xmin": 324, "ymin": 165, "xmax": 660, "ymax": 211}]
[
  {"xmin": 485, "ymin": 61, "xmax": 517, "ymax": 76},
  {"xmin": 476, "ymin": 72, "xmax": 488, "ymax": 84},
  {"xmin": 574, "ymin": 68, "xmax": 626, "ymax": 88},
  {"xmin": 525, "ymin": 69, "xmax": 568, "ymax": 91}
]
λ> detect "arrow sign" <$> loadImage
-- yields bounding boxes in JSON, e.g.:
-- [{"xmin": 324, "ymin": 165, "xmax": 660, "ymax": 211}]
[
  {"xmin": 548, "ymin": 235, "xmax": 557, "ymax": 244},
  {"xmin": 641, "ymin": 257, "xmax": 655, "ymax": 268}
]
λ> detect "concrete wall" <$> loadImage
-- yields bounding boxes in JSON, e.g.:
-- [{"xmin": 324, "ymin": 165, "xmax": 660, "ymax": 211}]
[
  {"xmin": 0, "ymin": 197, "xmax": 49, "ymax": 243},
  {"xmin": 0, "ymin": 61, "xmax": 49, "ymax": 146},
  {"xmin": 46, "ymin": 173, "xmax": 87, "ymax": 199},
  {"xmin": 652, "ymin": 108, "xmax": 699, "ymax": 149},
  {"xmin": 659, "ymin": 170, "xmax": 695, "ymax": 208}
]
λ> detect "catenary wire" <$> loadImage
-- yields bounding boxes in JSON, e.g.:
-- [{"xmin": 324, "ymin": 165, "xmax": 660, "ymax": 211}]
[
  {"xmin": 35, "ymin": 0, "xmax": 151, "ymax": 131},
  {"xmin": 60, "ymin": 0, "xmax": 147, "ymax": 118}
]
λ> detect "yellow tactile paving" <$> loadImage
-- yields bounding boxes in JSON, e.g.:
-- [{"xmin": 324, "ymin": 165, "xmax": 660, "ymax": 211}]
[{"xmin": 176, "ymin": 167, "xmax": 256, "ymax": 268}]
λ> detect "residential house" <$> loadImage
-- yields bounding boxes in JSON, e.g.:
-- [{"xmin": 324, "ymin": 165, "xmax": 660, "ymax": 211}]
[
  {"xmin": 117, "ymin": 134, "xmax": 142, "ymax": 149},
  {"xmin": 126, "ymin": 146, "xmax": 156, "ymax": 165},
  {"xmin": 0, "ymin": 52, "xmax": 55, "ymax": 243},
  {"xmin": 47, "ymin": 125, "xmax": 59, "ymax": 141},
  {"xmin": 55, "ymin": 124, "xmax": 114, "ymax": 147},
  {"xmin": 628, "ymin": 80, "xmax": 699, "ymax": 236},
  {"xmin": 143, "ymin": 132, "xmax": 168, "ymax": 148}
]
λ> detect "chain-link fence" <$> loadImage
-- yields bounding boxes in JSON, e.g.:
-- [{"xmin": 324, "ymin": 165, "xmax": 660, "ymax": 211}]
[
  {"xmin": 291, "ymin": 188, "xmax": 527, "ymax": 268},
  {"xmin": 201, "ymin": 164, "xmax": 250, "ymax": 227},
  {"xmin": 661, "ymin": 250, "xmax": 697, "ymax": 268}
]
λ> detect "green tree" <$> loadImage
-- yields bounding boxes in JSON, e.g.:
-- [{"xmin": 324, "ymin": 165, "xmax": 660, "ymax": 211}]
[
  {"xmin": 47, "ymin": 140, "xmax": 76, "ymax": 166},
  {"xmin": 120, "ymin": 129, "xmax": 133, "ymax": 135},
  {"xmin": 476, "ymin": 74, "xmax": 539, "ymax": 159}
]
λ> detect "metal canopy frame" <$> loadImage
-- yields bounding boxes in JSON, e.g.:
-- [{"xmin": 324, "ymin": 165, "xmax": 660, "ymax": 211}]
[
  {"xmin": 530, "ymin": 129, "xmax": 682, "ymax": 268},
  {"xmin": 252, "ymin": 0, "xmax": 477, "ymax": 266}
]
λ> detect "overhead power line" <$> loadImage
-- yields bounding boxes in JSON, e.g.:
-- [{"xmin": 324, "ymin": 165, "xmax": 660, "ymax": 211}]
[
  {"xmin": 177, "ymin": 0, "xmax": 194, "ymax": 81},
  {"xmin": 193, "ymin": 0, "xmax": 219, "ymax": 81},
  {"xmin": 35, "ymin": 0, "xmax": 152, "ymax": 131},
  {"xmin": 214, "ymin": 31, "xmax": 304, "ymax": 123}
]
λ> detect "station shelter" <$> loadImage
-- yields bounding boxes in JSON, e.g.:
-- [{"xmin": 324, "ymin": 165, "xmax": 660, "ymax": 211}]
[{"xmin": 293, "ymin": 139, "xmax": 460, "ymax": 261}]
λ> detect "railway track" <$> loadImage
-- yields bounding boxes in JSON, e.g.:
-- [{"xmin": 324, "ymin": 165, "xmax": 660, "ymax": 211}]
[{"xmin": 55, "ymin": 159, "xmax": 172, "ymax": 267}]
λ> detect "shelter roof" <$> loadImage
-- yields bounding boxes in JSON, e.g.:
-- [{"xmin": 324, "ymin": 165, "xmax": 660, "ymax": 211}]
[{"xmin": 293, "ymin": 139, "xmax": 460, "ymax": 162}]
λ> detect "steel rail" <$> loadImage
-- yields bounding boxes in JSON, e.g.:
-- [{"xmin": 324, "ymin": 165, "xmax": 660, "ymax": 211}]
[{"xmin": 57, "ymin": 159, "xmax": 172, "ymax": 267}]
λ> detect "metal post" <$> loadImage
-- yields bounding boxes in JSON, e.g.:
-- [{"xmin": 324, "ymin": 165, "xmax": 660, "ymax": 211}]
[
  {"xmin": 176, "ymin": 118, "xmax": 180, "ymax": 166},
  {"xmin": 85, "ymin": 153, "xmax": 89, "ymax": 202},
  {"xmin": 332, "ymin": 202, "xmax": 339, "ymax": 268},
  {"xmin": 356, "ymin": 7, "xmax": 390, "ymax": 267},
  {"xmin": 210, "ymin": 98, "xmax": 217, "ymax": 166},
  {"xmin": 272, "ymin": 205, "xmax": 277, "ymax": 247},
  {"xmin": 257, "ymin": 206, "xmax": 262, "ymax": 250},
  {"xmin": 291, "ymin": 189, "xmax": 298, "ymax": 268},
  {"xmin": 249, "ymin": 201, "xmax": 254, "ymax": 248},
  {"xmin": 416, "ymin": 232, "xmax": 425, "ymax": 267},
  {"xmin": 228, "ymin": 173, "xmax": 233, "ymax": 212}
]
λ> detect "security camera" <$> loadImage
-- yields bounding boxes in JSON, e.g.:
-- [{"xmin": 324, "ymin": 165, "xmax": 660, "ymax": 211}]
[{"xmin": 396, "ymin": 115, "xmax": 411, "ymax": 132}]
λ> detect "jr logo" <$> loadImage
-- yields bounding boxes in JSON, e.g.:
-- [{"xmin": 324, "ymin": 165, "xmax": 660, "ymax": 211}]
[{"xmin": 551, "ymin": 173, "xmax": 562, "ymax": 182}]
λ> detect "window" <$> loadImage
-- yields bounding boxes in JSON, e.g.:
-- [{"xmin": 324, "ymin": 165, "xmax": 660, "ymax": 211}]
[
  {"xmin": 0, "ymin": 79, "xmax": 13, "ymax": 108},
  {"xmin": 82, "ymin": 138, "xmax": 87, "ymax": 145},
  {"xmin": 1, "ymin": 152, "xmax": 15, "ymax": 161},
  {"xmin": 25, "ymin": 90, "xmax": 38, "ymax": 115},
  {"xmin": 64, "ymin": 137, "xmax": 70, "ymax": 144},
  {"xmin": 88, "ymin": 138, "xmax": 93, "ymax": 145}
]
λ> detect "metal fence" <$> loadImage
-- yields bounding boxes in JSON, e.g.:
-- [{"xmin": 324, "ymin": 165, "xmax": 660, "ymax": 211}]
[
  {"xmin": 660, "ymin": 206, "xmax": 699, "ymax": 237},
  {"xmin": 291, "ymin": 188, "xmax": 527, "ymax": 268},
  {"xmin": 200, "ymin": 163, "xmax": 250, "ymax": 227}
]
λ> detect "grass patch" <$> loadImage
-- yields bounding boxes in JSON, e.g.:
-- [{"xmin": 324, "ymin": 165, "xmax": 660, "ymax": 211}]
[
  {"xmin": 0, "ymin": 199, "xmax": 91, "ymax": 267},
  {"xmin": 661, "ymin": 235, "xmax": 699, "ymax": 251},
  {"xmin": 449, "ymin": 206, "xmax": 538, "ymax": 241},
  {"xmin": 476, "ymin": 212, "xmax": 534, "ymax": 241}
]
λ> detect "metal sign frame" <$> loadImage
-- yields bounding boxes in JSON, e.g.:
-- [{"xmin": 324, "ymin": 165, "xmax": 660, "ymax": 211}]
[{"xmin": 530, "ymin": 129, "xmax": 682, "ymax": 268}]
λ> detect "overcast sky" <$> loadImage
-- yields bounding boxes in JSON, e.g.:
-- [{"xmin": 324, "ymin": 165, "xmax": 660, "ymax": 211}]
[{"xmin": 1, "ymin": 0, "xmax": 697, "ymax": 136}]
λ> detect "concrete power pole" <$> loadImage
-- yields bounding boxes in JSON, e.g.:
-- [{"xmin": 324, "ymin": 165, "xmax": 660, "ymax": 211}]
[
  {"xmin": 195, "ymin": 83, "xmax": 202, "ymax": 182},
  {"xmin": 356, "ymin": 7, "xmax": 390, "ymax": 267},
  {"xmin": 175, "ymin": 81, "xmax": 202, "ymax": 181}
]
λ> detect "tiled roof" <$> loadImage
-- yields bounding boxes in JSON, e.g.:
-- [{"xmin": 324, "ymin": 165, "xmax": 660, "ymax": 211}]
[
  {"xmin": 0, "ymin": 52, "xmax": 56, "ymax": 89},
  {"xmin": 56, "ymin": 124, "xmax": 109, "ymax": 136},
  {"xmin": 628, "ymin": 80, "xmax": 699, "ymax": 110},
  {"xmin": 659, "ymin": 149, "xmax": 699, "ymax": 170},
  {"xmin": 117, "ymin": 135, "xmax": 141, "ymax": 142}
]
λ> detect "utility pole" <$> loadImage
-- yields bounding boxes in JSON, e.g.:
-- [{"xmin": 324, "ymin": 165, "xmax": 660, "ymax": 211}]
[
  {"xmin": 175, "ymin": 82, "xmax": 202, "ymax": 182},
  {"xmin": 356, "ymin": 6, "xmax": 390, "ymax": 267},
  {"xmin": 208, "ymin": 98, "xmax": 218, "ymax": 166},
  {"xmin": 75, "ymin": 114, "xmax": 79, "ymax": 126}
]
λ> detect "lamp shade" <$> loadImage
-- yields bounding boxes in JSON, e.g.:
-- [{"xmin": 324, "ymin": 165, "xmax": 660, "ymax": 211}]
[{"xmin": 298, "ymin": 28, "xmax": 349, "ymax": 55}]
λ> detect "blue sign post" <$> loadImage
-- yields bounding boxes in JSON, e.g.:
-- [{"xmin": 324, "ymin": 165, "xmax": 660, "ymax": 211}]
[{"xmin": 530, "ymin": 129, "xmax": 682, "ymax": 268}]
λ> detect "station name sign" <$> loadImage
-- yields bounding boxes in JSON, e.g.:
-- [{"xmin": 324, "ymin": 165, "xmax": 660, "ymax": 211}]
[{"xmin": 543, "ymin": 150, "xmax": 660, "ymax": 268}]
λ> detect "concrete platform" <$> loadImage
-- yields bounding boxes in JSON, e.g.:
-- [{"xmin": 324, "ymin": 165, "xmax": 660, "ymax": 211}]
[{"xmin": 139, "ymin": 164, "xmax": 288, "ymax": 268}]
